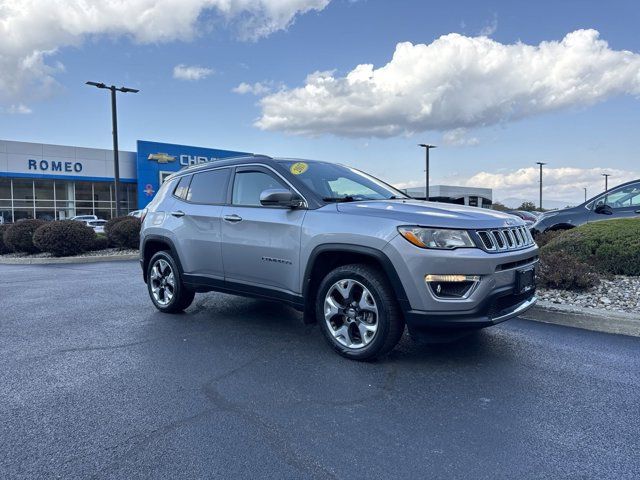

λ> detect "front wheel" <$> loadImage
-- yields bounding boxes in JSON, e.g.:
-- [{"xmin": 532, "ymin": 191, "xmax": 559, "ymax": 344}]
[
  {"xmin": 147, "ymin": 251, "xmax": 195, "ymax": 313},
  {"xmin": 316, "ymin": 264, "xmax": 405, "ymax": 361}
]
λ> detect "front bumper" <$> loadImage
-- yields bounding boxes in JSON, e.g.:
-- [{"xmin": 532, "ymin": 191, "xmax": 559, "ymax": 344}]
[
  {"xmin": 382, "ymin": 235, "xmax": 539, "ymax": 331},
  {"xmin": 404, "ymin": 288, "xmax": 537, "ymax": 330}
]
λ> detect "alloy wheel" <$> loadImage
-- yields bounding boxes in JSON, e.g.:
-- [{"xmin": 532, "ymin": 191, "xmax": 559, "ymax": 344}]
[
  {"xmin": 149, "ymin": 258, "xmax": 175, "ymax": 306},
  {"xmin": 324, "ymin": 279, "xmax": 379, "ymax": 350}
]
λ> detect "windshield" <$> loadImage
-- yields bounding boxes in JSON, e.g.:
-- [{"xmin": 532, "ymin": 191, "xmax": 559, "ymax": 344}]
[{"xmin": 277, "ymin": 160, "xmax": 408, "ymax": 201}]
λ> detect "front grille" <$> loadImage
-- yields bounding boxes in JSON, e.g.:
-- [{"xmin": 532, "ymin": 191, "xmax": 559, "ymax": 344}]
[{"xmin": 476, "ymin": 226, "xmax": 534, "ymax": 252}]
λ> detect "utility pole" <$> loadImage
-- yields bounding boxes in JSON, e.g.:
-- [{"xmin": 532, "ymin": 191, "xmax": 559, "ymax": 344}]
[
  {"xmin": 602, "ymin": 173, "xmax": 610, "ymax": 192},
  {"xmin": 418, "ymin": 144, "xmax": 437, "ymax": 201},
  {"xmin": 583, "ymin": 187, "xmax": 587, "ymax": 202},
  {"xmin": 536, "ymin": 162, "xmax": 546, "ymax": 210},
  {"xmin": 86, "ymin": 81, "xmax": 139, "ymax": 217}
]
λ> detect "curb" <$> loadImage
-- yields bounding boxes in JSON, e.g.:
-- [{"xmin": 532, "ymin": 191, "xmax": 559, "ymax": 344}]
[
  {"xmin": 521, "ymin": 301, "xmax": 640, "ymax": 337},
  {"xmin": 0, "ymin": 254, "xmax": 139, "ymax": 265}
]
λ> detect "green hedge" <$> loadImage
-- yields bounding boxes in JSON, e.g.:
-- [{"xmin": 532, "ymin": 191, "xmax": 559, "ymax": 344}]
[
  {"xmin": 108, "ymin": 217, "xmax": 141, "ymax": 249},
  {"xmin": 0, "ymin": 224, "xmax": 11, "ymax": 254},
  {"xmin": 541, "ymin": 218, "xmax": 640, "ymax": 276},
  {"xmin": 2, "ymin": 219, "xmax": 46, "ymax": 253},
  {"xmin": 33, "ymin": 220, "xmax": 96, "ymax": 257}
]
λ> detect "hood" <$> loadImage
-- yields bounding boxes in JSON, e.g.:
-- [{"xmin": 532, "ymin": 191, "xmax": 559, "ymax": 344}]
[{"xmin": 336, "ymin": 200, "xmax": 525, "ymax": 229}]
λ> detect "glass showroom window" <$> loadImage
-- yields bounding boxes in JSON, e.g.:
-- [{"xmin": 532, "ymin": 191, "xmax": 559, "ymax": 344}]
[
  {"xmin": 0, "ymin": 178, "xmax": 11, "ymax": 223},
  {"xmin": 75, "ymin": 181, "xmax": 94, "ymax": 217},
  {"xmin": 55, "ymin": 181, "xmax": 74, "ymax": 220},
  {"xmin": 12, "ymin": 179, "xmax": 35, "ymax": 221},
  {"xmin": 93, "ymin": 182, "xmax": 113, "ymax": 220},
  {"xmin": 34, "ymin": 180, "xmax": 55, "ymax": 221}
]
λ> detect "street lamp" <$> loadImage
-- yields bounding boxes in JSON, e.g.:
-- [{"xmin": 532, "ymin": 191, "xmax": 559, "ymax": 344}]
[
  {"xmin": 602, "ymin": 173, "xmax": 611, "ymax": 192},
  {"xmin": 86, "ymin": 81, "xmax": 139, "ymax": 217},
  {"xmin": 418, "ymin": 144, "xmax": 437, "ymax": 200},
  {"xmin": 536, "ymin": 162, "xmax": 546, "ymax": 210}
]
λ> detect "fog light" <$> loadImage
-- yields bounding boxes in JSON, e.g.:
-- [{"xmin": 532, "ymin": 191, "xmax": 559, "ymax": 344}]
[
  {"xmin": 425, "ymin": 274, "xmax": 480, "ymax": 299},
  {"xmin": 425, "ymin": 274, "xmax": 480, "ymax": 283}
]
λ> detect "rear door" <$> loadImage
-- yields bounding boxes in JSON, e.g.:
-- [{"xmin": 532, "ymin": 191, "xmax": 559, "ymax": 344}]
[
  {"xmin": 170, "ymin": 168, "xmax": 231, "ymax": 279},
  {"xmin": 221, "ymin": 166, "xmax": 306, "ymax": 293}
]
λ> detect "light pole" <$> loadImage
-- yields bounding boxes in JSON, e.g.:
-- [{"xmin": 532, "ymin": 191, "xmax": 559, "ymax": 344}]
[
  {"xmin": 602, "ymin": 173, "xmax": 610, "ymax": 192},
  {"xmin": 418, "ymin": 144, "xmax": 437, "ymax": 200},
  {"xmin": 536, "ymin": 162, "xmax": 546, "ymax": 210},
  {"xmin": 583, "ymin": 187, "xmax": 587, "ymax": 202},
  {"xmin": 86, "ymin": 81, "xmax": 139, "ymax": 217}
]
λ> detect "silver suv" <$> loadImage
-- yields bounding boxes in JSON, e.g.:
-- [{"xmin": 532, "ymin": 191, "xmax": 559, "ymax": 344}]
[{"xmin": 140, "ymin": 156, "xmax": 538, "ymax": 360}]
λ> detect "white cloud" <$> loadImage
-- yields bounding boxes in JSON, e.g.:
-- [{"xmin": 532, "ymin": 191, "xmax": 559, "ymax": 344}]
[
  {"xmin": 442, "ymin": 128, "xmax": 479, "ymax": 146},
  {"xmin": 396, "ymin": 166, "xmax": 639, "ymax": 205},
  {"xmin": 479, "ymin": 13, "xmax": 498, "ymax": 36},
  {"xmin": 465, "ymin": 166, "xmax": 639, "ymax": 205},
  {"xmin": 256, "ymin": 29, "xmax": 640, "ymax": 137},
  {"xmin": 232, "ymin": 81, "xmax": 273, "ymax": 95},
  {"xmin": 0, "ymin": 0, "xmax": 331, "ymax": 105},
  {"xmin": 4, "ymin": 104, "xmax": 33, "ymax": 114},
  {"xmin": 173, "ymin": 64, "xmax": 214, "ymax": 81}
]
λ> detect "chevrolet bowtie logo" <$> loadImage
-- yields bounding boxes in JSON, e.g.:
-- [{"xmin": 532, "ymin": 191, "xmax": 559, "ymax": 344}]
[{"xmin": 147, "ymin": 152, "xmax": 176, "ymax": 163}]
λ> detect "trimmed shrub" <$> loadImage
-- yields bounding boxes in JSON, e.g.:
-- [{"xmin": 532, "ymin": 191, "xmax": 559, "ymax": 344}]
[
  {"xmin": 541, "ymin": 219, "xmax": 640, "ymax": 276},
  {"xmin": 533, "ymin": 229, "xmax": 562, "ymax": 248},
  {"xmin": 537, "ymin": 251, "xmax": 600, "ymax": 291},
  {"xmin": 91, "ymin": 235, "xmax": 109, "ymax": 251},
  {"xmin": 108, "ymin": 217, "xmax": 141, "ymax": 249},
  {"xmin": 0, "ymin": 224, "xmax": 11, "ymax": 254},
  {"xmin": 3, "ymin": 219, "xmax": 46, "ymax": 253},
  {"xmin": 33, "ymin": 220, "xmax": 96, "ymax": 257},
  {"xmin": 104, "ymin": 216, "xmax": 131, "ymax": 236}
]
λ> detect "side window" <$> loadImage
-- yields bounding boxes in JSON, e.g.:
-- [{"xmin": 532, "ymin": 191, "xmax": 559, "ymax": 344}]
[
  {"xmin": 604, "ymin": 183, "xmax": 640, "ymax": 209},
  {"xmin": 186, "ymin": 169, "xmax": 231, "ymax": 204},
  {"xmin": 232, "ymin": 171, "xmax": 288, "ymax": 206},
  {"xmin": 173, "ymin": 175, "xmax": 191, "ymax": 200}
]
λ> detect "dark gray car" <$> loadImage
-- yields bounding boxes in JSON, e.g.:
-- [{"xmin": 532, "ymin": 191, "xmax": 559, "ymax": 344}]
[
  {"xmin": 531, "ymin": 179, "xmax": 640, "ymax": 234},
  {"xmin": 140, "ymin": 156, "xmax": 538, "ymax": 360}
]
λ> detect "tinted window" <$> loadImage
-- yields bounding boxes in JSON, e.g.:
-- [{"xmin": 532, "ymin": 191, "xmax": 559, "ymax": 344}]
[
  {"xmin": 232, "ymin": 171, "xmax": 287, "ymax": 206},
  {"xmin": 604, "ymin": 183, "xmax": 640, "ymax": 208},
  {"xmin": 186, "ymin": 169, "xmax": 230, "ymax": 204},
  {"xmin": 173, "ymin": 176, "xmax": 191, "ymax": 200}
]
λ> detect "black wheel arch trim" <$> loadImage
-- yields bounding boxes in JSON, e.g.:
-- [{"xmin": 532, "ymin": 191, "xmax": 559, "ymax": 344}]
[
  {"xmin": 141, "ymin": 235, "xmax": 184, "ymax": 283},
  {"xmin": 302, "ymin": 243, "xmax": 411, "ymax": 312}
]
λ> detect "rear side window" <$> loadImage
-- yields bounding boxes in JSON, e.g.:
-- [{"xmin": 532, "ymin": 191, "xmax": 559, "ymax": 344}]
[
  {"xmin": 186, "ymin": 168, "xmax": 230, "ymax": 204},
  {"xmin": 173, "ymin": 176, "xmax": 191, "ymax": 200}
]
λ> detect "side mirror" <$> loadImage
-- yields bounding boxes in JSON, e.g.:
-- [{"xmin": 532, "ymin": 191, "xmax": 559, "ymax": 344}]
[
  {"xmin": 260, "ymin": 188, "xmax": 304, "ymax": 208},
  {"xmin": 594, "ymin": 204, "xmax": 613, "ymax": 215}
]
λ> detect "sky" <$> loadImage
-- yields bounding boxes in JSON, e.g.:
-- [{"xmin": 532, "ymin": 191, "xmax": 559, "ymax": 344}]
[{"xmin": 0, "ymin": 0, "xmax": 639, "ymax": 206}]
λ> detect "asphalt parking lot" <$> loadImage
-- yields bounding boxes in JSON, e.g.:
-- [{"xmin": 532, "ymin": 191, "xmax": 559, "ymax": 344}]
[{"xmin": 1, "ymin": 261, "xmax": 639, "ymax": 479}]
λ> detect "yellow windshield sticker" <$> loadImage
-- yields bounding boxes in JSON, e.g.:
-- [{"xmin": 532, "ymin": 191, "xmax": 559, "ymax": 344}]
[{"xmin": 290, "ymin": 162, "xmax": 308, "ymax": 175}]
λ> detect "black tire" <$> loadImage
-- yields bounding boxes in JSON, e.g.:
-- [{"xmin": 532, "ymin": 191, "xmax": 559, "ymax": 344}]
[
  {"xmin": 146, "ymin": 251, "xmax": 195, "ymax": 313},
  {"xmin": 316, "ymin": 264, "xmax": 405, "ymax": 361}
]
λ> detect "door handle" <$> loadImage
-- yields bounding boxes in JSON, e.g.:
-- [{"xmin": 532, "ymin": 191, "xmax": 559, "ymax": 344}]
[
  {"xmin": 635, "ymin": 209, "xmax": 640, "ymax": 214},
  {"xmin": 170, "ymin": 210, "xmax": 185, "ymax": 217},
  {"xmin": 223, "ymin": 214, "xmax": 243, "ymax": 223}
]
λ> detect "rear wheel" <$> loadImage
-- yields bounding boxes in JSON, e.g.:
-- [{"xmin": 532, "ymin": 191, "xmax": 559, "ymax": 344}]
[
  {"xmin": 316, "ymin": 264, "xmax": 405, "ymax": 361},
  {"xmin": 147, "ymin": 251, "xmax": 195, "ymax": 313}
]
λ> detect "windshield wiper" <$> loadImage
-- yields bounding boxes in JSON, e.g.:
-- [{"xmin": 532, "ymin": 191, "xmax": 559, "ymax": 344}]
[{"xmin": 323, "ymin": 196, "xmax": 356, "ymax": 203}]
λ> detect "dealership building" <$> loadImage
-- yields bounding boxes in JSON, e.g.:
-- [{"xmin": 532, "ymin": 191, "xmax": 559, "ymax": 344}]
[{"xmin": 0, "ymin": 139, "xmax": 249, "ymax": 223}]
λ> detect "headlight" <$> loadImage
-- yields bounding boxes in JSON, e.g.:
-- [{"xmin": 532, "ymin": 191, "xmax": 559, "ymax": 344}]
[{"xmin": 398, "ymin": 227, "xmax": 476, "ymax": 249}]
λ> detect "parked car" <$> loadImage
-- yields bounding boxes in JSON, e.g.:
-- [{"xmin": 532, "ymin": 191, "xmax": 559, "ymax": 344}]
[
  {"xmin": 506, "ymin": 210, "xmax": 538, "ymax": 227},
  {"xmin": 531, "ymin": 179, "xmax": 640, "ymax": 234},
  {"xmin": 71, "ymin": 214, "xmax": 98, "ymax": 222},
  {"xmin": 140, "ymin": 156, "xmax": 538, "ymax": 360},
  {"xmin": 85, "ymin": 219, "xmax": 107, "ymax": 234},
  {"xmin": 128, "ymin": 210, "xmax": 144, "ymax": 218}
]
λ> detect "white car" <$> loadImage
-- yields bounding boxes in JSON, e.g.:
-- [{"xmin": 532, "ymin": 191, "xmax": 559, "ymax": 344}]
[
  {"xmin": 85, "ymin": 219, "xmax": 107, "ymax": 234},
  {"xmin": 71, "ymin": 215, "xmax": 98, "ymax": 222}
]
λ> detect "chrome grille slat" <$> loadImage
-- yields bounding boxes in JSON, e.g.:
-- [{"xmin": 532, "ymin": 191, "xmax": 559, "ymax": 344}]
[{"xmin": 476, "ymin": 226, "xmax": 535, "ymax": 252}]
